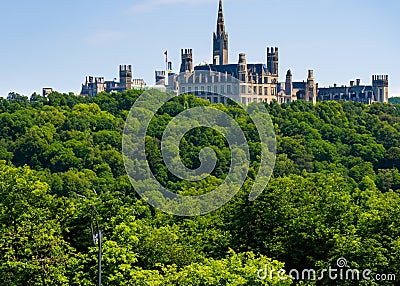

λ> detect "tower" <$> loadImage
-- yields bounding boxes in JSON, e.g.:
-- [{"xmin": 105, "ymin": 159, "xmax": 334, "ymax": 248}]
[
  {"xmin": 120, "ymin": 65, "xmax": 132, "ymax": 90},
  {"xmin": 180, "ymin": 49, "xmax": 193, "ymax": 73},
  {"xmin": 305, "ymin": 69, "xmax": 317, "ymax": 104},
  {"xmin": 267, "ymin": 47, "xmax": 279, "ymax": 76},
  {"xmin": 285, "ymin": 69, "xmax": 293, "ymax": 96},
  {"xmin": 213, "ymin": 0, "xmax": 229, "ymax": 65},
  {"xmin": 372, "ymin": 75, "xmax": 389, "ymax": 103},
  {"xmin": 155, "ymin": 71, "xmax": 166, "ymax": 85},
  {"xmin": 237, "ymin": 53, "xmax": 248, "ymax": 83}
]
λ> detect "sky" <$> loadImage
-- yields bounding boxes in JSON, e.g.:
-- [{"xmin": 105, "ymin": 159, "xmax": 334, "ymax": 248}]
[{"xmin": 0, "ymin": 0, "xmax": 399, "ymax": 97}]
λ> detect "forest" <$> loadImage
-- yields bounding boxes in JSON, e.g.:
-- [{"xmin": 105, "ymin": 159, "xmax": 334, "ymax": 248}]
[
  {"xmin": 389, "ymin": 97, "xmax": 400, "ymax": 104},
  {"xmin": 0, "ymin": 90, "xmax": 399, "ymax": 285}
]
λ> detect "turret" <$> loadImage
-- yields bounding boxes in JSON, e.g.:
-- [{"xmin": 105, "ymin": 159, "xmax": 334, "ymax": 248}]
[
  {"xmin": 237, "ymin": 53, "xmax": 248, "ymax": 82},
  {"xmin": 120, "ymin": 65, "xmax": 132, "ymax": 90},
  {"xmin": 372, "ymin": 75, "xmax": 389, "ymax": 103},
  {"xmin": 285, "ymin": 69, "xmax": 293, "ymax": 96},
  {"xmin": 267, "ymin": 47, "xmax": 279, "ymax": 76},
  {"xmin": 180, "ymin": 49, "xmax": 193, "ymax": 73},
  {"xmin": 155, "ymin": 70, "xmax": 166, "ymax": 85},
  {"xmin": 305, "ymin": 69, "xmax": 317, "ymax": 104}
]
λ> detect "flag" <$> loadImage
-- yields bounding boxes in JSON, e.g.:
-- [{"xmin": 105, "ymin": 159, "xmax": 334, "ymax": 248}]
[{"xmin": 164, "ymin": 50, "xmax": 168, "ymax": 63}]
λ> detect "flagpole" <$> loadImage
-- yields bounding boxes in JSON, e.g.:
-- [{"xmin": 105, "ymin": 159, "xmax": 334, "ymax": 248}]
[{"xmin": 165, "ymin": 51, "xmax": 168, "ymax": 86}]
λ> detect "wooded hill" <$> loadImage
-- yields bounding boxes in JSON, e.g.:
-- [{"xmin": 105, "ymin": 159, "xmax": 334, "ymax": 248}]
[{"xmin": 0, "ymin": 91, "xmax": 399, "ymax": 285}]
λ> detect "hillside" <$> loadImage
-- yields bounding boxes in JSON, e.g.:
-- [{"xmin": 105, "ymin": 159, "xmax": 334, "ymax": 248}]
[
  {"xmin": 0, "ymin": 91, "xmax": 399, "ymax": 285},
  {"xmin": 389, "ymin": 97, "xmax": 400, "ymax": 104}
]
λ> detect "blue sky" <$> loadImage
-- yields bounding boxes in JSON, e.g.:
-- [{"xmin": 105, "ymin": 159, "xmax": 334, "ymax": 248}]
[{"xmin": 0, "ymin": 0, "xmax": 399, "ymax": 97}]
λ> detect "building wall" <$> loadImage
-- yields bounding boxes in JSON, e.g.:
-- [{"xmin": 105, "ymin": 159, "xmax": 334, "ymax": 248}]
[
  {"xmin": 317, "ymin": 76, "xmax": 389, "ymax": 104},
  {"xmin": 80, "ymin": 65, "xmax": 146, "ymax": 96}
]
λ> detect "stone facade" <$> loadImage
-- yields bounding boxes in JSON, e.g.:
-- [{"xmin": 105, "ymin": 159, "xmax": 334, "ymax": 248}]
[
  {"xmin": 168, "ymin": 0, "xmax": 389, "ymax": 105},
  {"xmin": 176, "ymin": 0, "xmax": 288, "ymax": 105},
  {"xmin": 174, "ymin": 0, "xmax": 305, "ymax": 105},
  {"xmin": 81, "ymin": 65, "xmax": 146, "ymax": 96},
  {"xmin": 318, "ymin": 76, "xmax": 389, "ymax": 104}
]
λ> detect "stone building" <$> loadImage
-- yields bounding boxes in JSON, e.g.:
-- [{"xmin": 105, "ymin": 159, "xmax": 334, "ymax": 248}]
[
  {"xmin": 81, "ymin": 65, "xmax": 146, "ymax": 96},
  {"xmin": 168, "ymin": 0, "xmax": 389, "ymax": 105},
  {"xmin": 318, "ymin": 76, "xmax": 389, "ymax": 104},
  {"xmin": 176, "ymin": 0, "xmax": 289, "ymax": 105}
]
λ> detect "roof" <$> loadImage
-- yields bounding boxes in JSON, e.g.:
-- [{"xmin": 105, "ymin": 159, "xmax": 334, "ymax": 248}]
[
  {"xmin": 194, "ymin": 63, "xmax": 269, "ymax": 77},
  {"xmin": 293, "ymin": 82, "xmax": 306, "ymax": 89}
]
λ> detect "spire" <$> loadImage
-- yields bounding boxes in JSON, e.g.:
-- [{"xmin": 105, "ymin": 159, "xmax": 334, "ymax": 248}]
[
  {"xmin": 213, "ymin": 0, "xmax": 228, "ymax": 65},
  {"xmin": 216, "ymin": 0, "xmax": 225, "ymax": 35}
]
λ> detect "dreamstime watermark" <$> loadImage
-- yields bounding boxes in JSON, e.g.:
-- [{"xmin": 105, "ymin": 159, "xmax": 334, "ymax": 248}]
[
  {"xmin": 257, "ymin": 258, "xmax": 397, "ymax": 282},
  {"xmin": 122, "ymin": 71, "xmax": 276, "ymax": 216}
]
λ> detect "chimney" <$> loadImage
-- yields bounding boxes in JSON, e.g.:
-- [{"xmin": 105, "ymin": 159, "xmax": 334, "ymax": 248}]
[
  {"xmin": 356, "ymin": 79, "xmax": 361, "ymax": 86},
  {"xmin": 350, "ymin": 81, "xmax": 355, "ymax": 87}
]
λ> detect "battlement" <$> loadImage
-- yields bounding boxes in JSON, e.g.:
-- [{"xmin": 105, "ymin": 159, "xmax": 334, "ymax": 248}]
[
  {"xmin": 181, "ymin": 49, "xmax": 193, "ymax": 56},
  {"xmin": 267, "ymin": 47, "xmax": 279, "ymax": 55},
  {"xmin": 372, "ymin": 75, "xmax": 389, "ymax": 87},
  {"xmin": 95, "ymin": 77, "xmax": 104, "ymax": 83},
  {"xmin": 120, "ymin": 65, "xmax": 132, "ymax": 72}
]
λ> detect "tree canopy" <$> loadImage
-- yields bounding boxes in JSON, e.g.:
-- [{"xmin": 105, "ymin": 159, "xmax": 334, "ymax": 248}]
[{"xmin": 0, "ymin": 91, "xmax": 399, "ymax": 285}]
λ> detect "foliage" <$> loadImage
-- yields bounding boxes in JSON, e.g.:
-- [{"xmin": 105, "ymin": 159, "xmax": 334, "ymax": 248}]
[{"xmin": 0, "ymin": 91, "xmax": 399, "ymax": 284}]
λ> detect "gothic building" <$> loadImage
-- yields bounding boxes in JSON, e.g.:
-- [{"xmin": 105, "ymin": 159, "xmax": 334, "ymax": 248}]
[
  {"xmin": 172, "ymin": 0, "xmax": 388, "ymax": 105},
  {"xmin": 81, "ymin": 65, "xmax": 146, "ymax": 96},
  {"xmin": 318, "ymin": 76, "xmax": 389, "ymax": 104},
  {"xmin": 176, "ymin": 0, "xmax": 289, "ymax": 105}
]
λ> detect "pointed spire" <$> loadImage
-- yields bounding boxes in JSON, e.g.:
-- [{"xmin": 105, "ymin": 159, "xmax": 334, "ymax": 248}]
[{"xmin": 216, "ymin": 0, "xmax": 225, "ymax": 35}]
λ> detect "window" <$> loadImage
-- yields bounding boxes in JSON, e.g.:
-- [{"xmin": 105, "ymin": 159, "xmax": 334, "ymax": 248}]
[
  {"xmin": 227, "ymin": 85, "xmax": 232, "ymax": 94},
  {"xmin": 195, "ymin": 86, "xmax": 199, "ymax": 93},
  {"xmin": 207, "ymin": 86, "xmax": 211, "ymax": 93},
  {"xmin": 181, "ymin": 87, "xmax": 186, "ymax": 93},
  {"xmin": 264, "ymin": 87, "xmax": 268, "ymax": 95},
  {"xmin": 214, "ymin": 97, "xmax": 219, "ymax": 103},
  {"xmin": 248, "ymin": 98, "xmax": 252, "ymax": 103},
  {"xmin": 221, "ymin": 85, "xmax": 225, "ymax": 94},
  {"xmin": 241, "ymin": 85, "xmax": 246, "ymax": 94},
  {"xmin": 242, "ymin": 97, "xmax": 246, "ymax": 104},
  {"xmin": 188, "ymin": 87, "xmax": 192, "ymax": 93},
  {"xmin": 220, "ymin": 97, "xmax": 225, "ymax": 105},
  {"xmin": 214, "ymin": 86, "xmax": 218, "ymax": 94},
  {"xmin": 259, "ymin": 86, "xmax": 262, "ymax": 95},
  {"xmin": 253, "ymin": 86, "xmax": 257, "ymax": 94},
  {"xmin": 201, "ymin": 86, "xmax": 205, "ymax": 93}
]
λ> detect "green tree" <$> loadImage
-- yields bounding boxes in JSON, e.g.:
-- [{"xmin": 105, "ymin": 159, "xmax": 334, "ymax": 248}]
[{"xmin": 0, "ymin": 162, "xmax": 80, "ymax": 285}]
